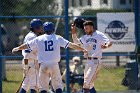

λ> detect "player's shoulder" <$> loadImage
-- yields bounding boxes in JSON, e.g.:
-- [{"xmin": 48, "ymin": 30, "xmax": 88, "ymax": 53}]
[
  {"xmin": 56, "ymin": 34, "xmax": 67, "ymax": 41},
  {"xmin": 56, "ymin": 34, "xmax": 62, "ymax": 38},
  {"xmin": 36, "ymin": 34, "xmax": 45, "ymax": 40},
  {"xmin": 25, "ymin": 31, "xmax": 37, "ymax": 39},
  {"xmin": 96, "ymin": 30, "xmax": 105, "ymax": 36},
  {"xmin": 96, "ymin": 30, "xmax": 103, "ymax": 34},
  {"xmin": 56, "ymin": 34, "xmax": 64, "ymax": 39},
  {"xmin": 24, "ymin": 31, "xmax": 37, "ymax": 42},
  {"xmin": 80, "ymin": 34, "xmax": 87, "ymax": 39}
]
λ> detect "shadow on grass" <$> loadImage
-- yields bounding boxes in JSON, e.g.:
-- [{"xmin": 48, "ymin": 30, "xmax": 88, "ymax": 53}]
[{"xmin": 3, "ymin": 80, "xmax": 21, "ymax": 83}]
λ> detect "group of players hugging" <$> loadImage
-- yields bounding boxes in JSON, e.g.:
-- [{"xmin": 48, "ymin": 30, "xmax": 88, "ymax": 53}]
[{"xmin": 12, "ymin": 18, "xmax": 112, "ymax": 93}]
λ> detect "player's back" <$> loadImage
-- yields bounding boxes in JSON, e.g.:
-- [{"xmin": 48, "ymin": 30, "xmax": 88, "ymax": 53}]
[{"xmin": 35, "ymin": 34, "xmax": 69, "ymax": 64}]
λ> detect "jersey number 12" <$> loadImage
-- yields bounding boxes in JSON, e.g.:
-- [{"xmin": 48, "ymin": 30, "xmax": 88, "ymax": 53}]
[{"xmin": 44, "ymin": 40, "xmax": 54, "ymax": 51}]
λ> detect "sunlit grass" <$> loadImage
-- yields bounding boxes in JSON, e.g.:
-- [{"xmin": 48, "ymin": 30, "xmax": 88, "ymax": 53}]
[
  {"xmin": 3, "ymin": 67, "xmax": 128, "ymax": 93},
  {"xmin": 95, "ymin": 67, "xmax": 128, "ymax": 91}
]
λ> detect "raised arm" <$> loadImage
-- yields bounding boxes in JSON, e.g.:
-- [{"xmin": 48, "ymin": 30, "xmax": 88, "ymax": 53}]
[{"xmin": 71, "ymin": 23, "xmax": 82, "ymax": 45}]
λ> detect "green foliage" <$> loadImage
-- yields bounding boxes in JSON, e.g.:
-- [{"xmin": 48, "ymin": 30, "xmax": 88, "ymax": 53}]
[
  {"xmin": 2, "ymin": 0, "xmax": 19, "ymax": 15},
  {"xmin": 81, "ymin": 9, "xmax": 131, "ymax": 16},
  {"xmin": 2, "ymin": 0, "xmax": 55, "ymax": 16}
]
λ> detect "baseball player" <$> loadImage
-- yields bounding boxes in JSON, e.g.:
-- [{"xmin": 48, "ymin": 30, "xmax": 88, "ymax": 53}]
[
  {"xmin": 12, "ymin": 22, "xmax": 88, "ymax": 93},
  {"xmin": 71, "ymin": 20, "xmax": 112, "ymax": 93},
  {"xmin": 20, "ymin": 19, "xmax": 43, "ymax": 93}
]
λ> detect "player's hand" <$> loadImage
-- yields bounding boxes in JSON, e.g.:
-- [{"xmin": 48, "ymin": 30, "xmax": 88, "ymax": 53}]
[
  {"xmin": 23, "ymin": 65, "xmax": 29, "ymax": 71},
  {"xmin": 101, "ymin": 45, "xmax": 108, "ymax": 49},
  {"xmin": 12, "ymin": 47, "xmax": 19, "ymax": 54},
  {"xmin": 71, "ymin": 23, "xmax": 76, "ymax": 34},
  {"xmin": 23, "ymin": 65, "xmax": 29, "ymax": 76},
  {"xmin": 101, "ymin": 42, "xmax": 112, "ymax": 49},
  {"xmin": 83, "ymin": 49, "xmax": 88, "ymax": 58}
]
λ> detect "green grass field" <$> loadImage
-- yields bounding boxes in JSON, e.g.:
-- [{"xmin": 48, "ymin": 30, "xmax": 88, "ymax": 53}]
[
  {"xmin": 2, "ymin": 66, "xmax": 128, "ymax": 93},
  {"xmin": 95, "ymin": 67, "xmax": 128, "ymax": 91},
  {"xmin": 3, "ymin": 70, "xmax": 23, "ymax": 93}
]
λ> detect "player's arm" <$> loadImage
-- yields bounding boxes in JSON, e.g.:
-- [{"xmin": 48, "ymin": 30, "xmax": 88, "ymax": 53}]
[
  {"xmin": 12, "ymin": 38, "xmax": 37, "ymax": 54},
  {"xmin": 100, "ymin": 33, "xmax": 112, "ymax": 49},
  {"xmin": 68, "ymin": 42, "xmax": 88, "ymax": 57},
  {"xmin": 106, "ymin": 42, "xmax": 112, "ymax": 48},
  {"xmin": 24, "ymin": 59, "xmax": 28, "ymax": 65},
  {"xmin": 12, "ymin": 43, "xmax": 28, "ymax": 53},
  {"xmin": 101, "ymin": 41, "xmax": 112, "ymax": 49},
  {"xmin": 71, "ymin": 23, "xmax": 82, "ymax": 45},
  {"xmin": 62, "ymin": 69, "xmax": 66, "ymax": 82},
  {"xmin": 59, "ymin": 36, "xmax": 87, "ymax": 56}
]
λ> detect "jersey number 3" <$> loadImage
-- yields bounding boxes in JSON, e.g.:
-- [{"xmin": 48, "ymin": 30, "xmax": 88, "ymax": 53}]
[
  {"xmin": 93, "ymin": 44, "xmax": 96, "ymax": 50},
  {"xmin": 44, "ymin": 40, "xmax": 54, "ymax": 51}
]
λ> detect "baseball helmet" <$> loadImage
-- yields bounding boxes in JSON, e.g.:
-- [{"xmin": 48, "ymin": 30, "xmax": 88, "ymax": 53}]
[
  {"xmin": 43, "ymin": 22, "xmax": 55, "ymax": 34},
  {"xmin": 30, "ymin": 19, "xmax": 43, "ymax": 29},
  {"xmin": 74, "ymin": 18, "xmax": 85, "ymax": 30}
]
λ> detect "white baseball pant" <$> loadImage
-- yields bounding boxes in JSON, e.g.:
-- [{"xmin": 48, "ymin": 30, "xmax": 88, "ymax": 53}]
[
  {"xmin": 83, "ymin": 58, "xmax": 102, "ymax": 89},
  {"xmin": 39, "ymin": 62, "xmax": 63, "ymax": 91},
  {"xmin": 21, "ymin": 59, "xmax": 39, "ymax": 91}
]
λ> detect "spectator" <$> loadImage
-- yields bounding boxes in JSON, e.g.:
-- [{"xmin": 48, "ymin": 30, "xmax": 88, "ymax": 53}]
[{"xmin": 62, "ymin": 56, "xmax": 84, "ymax": 93}]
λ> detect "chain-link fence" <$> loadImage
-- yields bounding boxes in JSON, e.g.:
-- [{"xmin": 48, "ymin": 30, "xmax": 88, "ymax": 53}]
[{"xmin": 0, "ymin": 0, "xmax": 140, "ymax": 93}]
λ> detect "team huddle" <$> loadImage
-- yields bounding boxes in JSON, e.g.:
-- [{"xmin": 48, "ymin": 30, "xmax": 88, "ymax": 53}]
[{"xmin": 12, "ymin": 19, "xmax": 112, "ymax": 93}]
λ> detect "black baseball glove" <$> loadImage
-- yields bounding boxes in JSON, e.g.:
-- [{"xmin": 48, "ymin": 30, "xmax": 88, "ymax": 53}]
[{"xmin": 74, "ymin": 18, "xmax": 85, "ymax": 30}]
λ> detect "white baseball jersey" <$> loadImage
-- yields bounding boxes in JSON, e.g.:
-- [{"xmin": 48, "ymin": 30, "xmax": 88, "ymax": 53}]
[
  {"xmin": 79, "ymin": 30, "xmax": 110, "ymax": 58},
  {"xmin": 27, "ymin": 34, "xmax": 69, "ymax": 64},
  {"xmin": 22, "ymin": 31, "xmax": 38, "ymax": 60}
]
